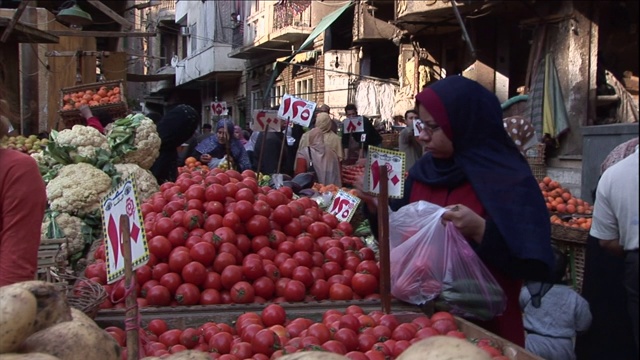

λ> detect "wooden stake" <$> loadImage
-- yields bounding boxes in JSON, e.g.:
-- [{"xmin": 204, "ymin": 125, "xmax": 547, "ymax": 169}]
[
  {"xmin": 0, "ymin": 0, "xmax": 30, "ymax": 43},
  {"xmin": 377, "ymin": 166, "xmax": 391, "ymax": 314},
  {"xmin": 119, "ymin": 215, "xmax": 139, "ymax": 360},
  {"xmin": 276, "ymin": 118, "xmax": 290, "ymax": 174},
  {"xmin": 256, "ymin": 128, "xmax": 268, "ymax": 175}
]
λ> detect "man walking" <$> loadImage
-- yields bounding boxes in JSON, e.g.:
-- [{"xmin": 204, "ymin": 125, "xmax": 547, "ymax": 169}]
[{"xmin": 341, "ymin": 104, "xmax": 382, "ymax": 161}]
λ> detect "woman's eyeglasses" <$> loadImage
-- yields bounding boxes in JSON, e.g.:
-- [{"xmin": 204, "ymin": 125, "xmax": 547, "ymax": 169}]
[{"xmin": 415, "ymin": 120, "xmax": 441, "ymax": 136}]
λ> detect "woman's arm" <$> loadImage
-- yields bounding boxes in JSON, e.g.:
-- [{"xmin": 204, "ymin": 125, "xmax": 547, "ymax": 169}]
[{"xmin": 236, "ymin": 148, "xmax": 253, "ymax": 172}]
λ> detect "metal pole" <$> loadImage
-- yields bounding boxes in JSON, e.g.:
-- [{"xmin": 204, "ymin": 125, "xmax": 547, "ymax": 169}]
[{"xmin": 450, "ymin": 0, "xmax": 476, "ymax": 61}]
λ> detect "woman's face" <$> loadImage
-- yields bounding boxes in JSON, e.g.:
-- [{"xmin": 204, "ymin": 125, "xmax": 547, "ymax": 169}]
[
  {"xmin": 217, "ymin": 128, "xmax": 229, "ymax": 144},
  {"xmin": 417, "ymin": 104, "xmax": 453, "ymax": 159}
]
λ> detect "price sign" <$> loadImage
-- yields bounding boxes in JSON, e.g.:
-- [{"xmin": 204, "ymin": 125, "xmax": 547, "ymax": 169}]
[
  {"xmin": 211, "ymin": 101, "xmax": 227, "ymax": 116},
  {"xmin": 344, "ymin": 116, "xmax": 364, "ymax": 134},
  {"xmin": 328, "ymin": 190, "xmax": 361, "ymax": 222},
  {"xmin": 251, "ymin": 110, "xmax": 281, "ymax": 132},
  {"xmin": 364, "ymin": 146, "xmax": 406, "ymax": 199},
  {"xmin": 277, "ymin": 94, "xmax": 316, "ymax": 127},
  {"xmin": 413, "ymin": 119, "xmax": 424, "ymax": 136},
  {"xmin": 360, "ymin": 133, "xmax": 367, "ymax": 143},
  {"xmin": 101, "ymin": 176, "xmax": 149, "ymax": 284}
]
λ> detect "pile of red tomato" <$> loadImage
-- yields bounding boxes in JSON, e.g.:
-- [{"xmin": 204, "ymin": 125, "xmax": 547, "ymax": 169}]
[
  {"xmin": 85, "ymin": 168, "xmax": 381, "ymax": 308},
  {"xmin": 104, "ymin": 304, "xmax": 507, "ymax": 360}
]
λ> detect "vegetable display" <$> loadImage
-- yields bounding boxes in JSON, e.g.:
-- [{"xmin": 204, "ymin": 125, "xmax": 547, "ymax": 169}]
[{"xmin": 107, "ymin": 114, "xmax": 161, "ymax": 170}]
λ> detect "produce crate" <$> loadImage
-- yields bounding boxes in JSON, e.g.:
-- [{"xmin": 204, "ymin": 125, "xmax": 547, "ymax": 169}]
[
  {"xmin": 551, "ymin": 236, "xmax": 587, "ymax": 293},
  {"xmin": 58, "ymin": 80, "xmax": 128, "ymax": 129},
  {"xmin": 36, "ymin": 238, "xmax": 69, "ymax": 282},
  {"xmin": 525, "ymin": 143, "xmax": 546, "ymax": 182},
  {"xmin": 381, "ymin": 133, "xmax": 399, "ymax": 149},
  {"xmin": 550, "ymin": 222, "xmax": 589, "ymax": 243}
]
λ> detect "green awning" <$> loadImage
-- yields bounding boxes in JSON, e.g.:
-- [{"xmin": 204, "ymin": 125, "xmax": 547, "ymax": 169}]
[{"xmin": 262, "ymin": 1, "xmax": 354, "ymax": 106}]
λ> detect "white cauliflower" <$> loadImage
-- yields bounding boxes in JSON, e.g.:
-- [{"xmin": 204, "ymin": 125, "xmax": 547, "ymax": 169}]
[
  {"xmin": 114, "ymin": 163, "xmax": 159, "ymax": 201},
  {"xmin": 108, "ymin": 114, "xmax": 161, "ymax": 170},
  {"xmin": 56, "ymin": 125, "xmax": 111, "ymax": 161},
  {"xmin": 46, "ymin": 163, "xmax": 112, "ymax": 217},
  {"xmin": 41, "ymin": 212, "xmax": 86, "ymax": 256}
]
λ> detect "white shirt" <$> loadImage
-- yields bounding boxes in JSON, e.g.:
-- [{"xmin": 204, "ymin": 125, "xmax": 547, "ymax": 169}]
[{"xmin": 590, "ymin": 148, "xmax": 639, "ymax": 251}]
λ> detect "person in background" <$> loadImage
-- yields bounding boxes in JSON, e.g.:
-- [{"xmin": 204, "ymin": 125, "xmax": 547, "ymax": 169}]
[
  {"xmin": 299, "ymin": 113, "xmax": 343, "ymax": 162},
  {"xmin": 398, "ymin": 109, "xmax": 424, "ymax": 170},
  {"xmin": 589, "ymin": 144, "xmax": 639, "ymax": 355},
  {"xmin": 520, "ymin": 248, "xmax": 592, "ymax": 360},
  {"xmin": 146, "ymin": 112, "xmax": 163, "ymax": 124},
  {"xmin": 245, "ymin": 130, "xmax": 259, "ymax": 170},
  {"xmin": 341, "ymin": 104, "xmax": 382, "ymax": 161},
  {"xmin": 295, "ymin": 127, "xmax": 341, "ymax": 186},
  {"xmin": 356, "ymin": 76, "xmax": 554, "ymax": 346},
  {"xmin": 151, "ymin": 104, "xmax": 199, "ymax": 183},
  {"xmin": 234, "ymin": 125, "xmax": 248, "ymax": 146},
  {"xmin": 196, "ymin": 123, "xmax": 212, "ymax": 143},
  {"xmin": 254, "ymin": 121, "xmax": 287, "ymax": 175},
  {"xmin": 79, "ymin": 105, "xmax": 113, "ymax": 134},
  {"xmin": 0, "ymin": 103, "xmax": 47, "ymax": 286},
  {"xmin": 317, "ymin": 104, "xmax": 340, "ymax": 134},
  {"xmin": 192, "ymin": 119, "xmax": 251, "ymax": 171},
  {"xmin": 575, "ymin": 137, "xmax": 639, "ymax": 360}
]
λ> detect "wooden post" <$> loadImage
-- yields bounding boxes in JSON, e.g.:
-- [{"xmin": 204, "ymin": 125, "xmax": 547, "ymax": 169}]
[
  {"xmin": 276, "ymin": 118, "xmax": 290, "ymax": 174},
  {"xmin": 0, "ymin": 0, "xmax": 30, "ymax": 43},
  {"xmin": 256, "ymin": 128, "xmax": 268, "ymax": 175},
  {"xmin": 377, "ymin": 166, "xmax": 391, "ymax": 314},
  {"xmin": 119, "ymin": 215, "xmax": 139, "ymax": 360}
]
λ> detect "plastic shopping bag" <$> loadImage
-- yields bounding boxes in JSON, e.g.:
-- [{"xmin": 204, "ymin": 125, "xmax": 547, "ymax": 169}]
[{"xmin": 389, "ymin": 201, "xmax": 506, "ymax": 321}]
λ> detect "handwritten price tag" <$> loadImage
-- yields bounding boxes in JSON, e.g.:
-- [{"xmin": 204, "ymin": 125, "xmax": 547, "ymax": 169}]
[
  {"xmin": 328, "ymin": 190, "xmax": 361, "ymax": 222},
  {"xmin": 211, "ymin": 101, "xmax": 227, "ymax": 116},
  {"xmin": 251, "ymin": 110, "xmax": 280, "ymax": 132},
  {"xmin": 277, "ymin": 94, "xmax": 316, "ymax": 127},
  {"xmin": 101, "ymin": 176, "xmax": 149, "ymax": 284},
  {"xmin": 344, "ymin": 116, "xmax": 364, "ymax": 134},
  {"xmin": 413, "ymin": 119, "xmax": 423, "ymax": 136},
  {"xmin": 364, "ymin": 146, "xmax": 406, "ymax": 199}
]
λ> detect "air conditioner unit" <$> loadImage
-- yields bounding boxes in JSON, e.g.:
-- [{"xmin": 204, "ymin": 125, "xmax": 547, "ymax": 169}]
[{"xmin": 180, "ymin": 26, "xmax": 190, "ymax": 36}]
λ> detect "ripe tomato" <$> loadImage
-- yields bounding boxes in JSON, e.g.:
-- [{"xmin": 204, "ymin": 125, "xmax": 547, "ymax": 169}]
[
  {"xmin": 230, "ymin": 341, "xmax": 253, "ymax": 359},
  {"xmin": 242, "ymin": 257, "xmax": 265, "ymax": 280},
  {"xmin": 322, "ymin": 340, "xmax": 347, "ymax": 355},
  {"xmin": 252, "ymin": 276, "xmax": 275, "ymax": 300},
  {"xmin": 233, "ymin": 200, "xmax": 255, "ymax": 222},
  {"xmin": 261, "ymin": 303, "xmax": 286, "ymax": 327},
  {"xmin": 351, "ymin": 273, "xmax": 378, "ymax": 297},
  {"xmin": 85, "ymin": 263, "xmax": 107, "ymax": 284},
  {"xmin": 199, "ymin": 288, "xmax": 222, "ymax": 305},
  {"xmin": 159, "ymin": 272, "xmax": 182, "ymax": 295},
  {"xmin": 283, "ymin": 218, "xmax": 302, "ymax": 237},
  {"xmin": 245, "ymin": 215, "xmax": 270, "ymax": 237},
  {"xmin": 202, "ymin": 271, "xmax": 222, "ymax": 290},
  {"xmin": 167, "ymin": 226, "xmax": 189, "ymax": 248},
  {"xmin": 294, "ymin": 236, "xmax": 314, "ymax": 253},
  {"xmin": 356, "ymin": 260, "xmax": 380, "ymax": 278},
  {"xmin": 431, "ymin": 319, "xmax": 458, "ymax": 335},
  {"xmin": 213, "ymin": 252, "xmax": 237, "ymax": 273},
  {"xmin": 379, "ymin": 314, "xmax": 400, "ymax": 332},
  {"xmin": 181, "ymin": 261, "xmax": 207, "ymax": 286},
  {"xmin": 189, "ymin": 242, "xmax": 216, "ymax": 266},
  {"xmin": 158, "ymin": 329, "xmax": 182, "ymax": 347},
  {"xmin": 251, "ymin": 329, "xmax": 281, "ymax": 356},
  {"xmin": 147, "ymin": 319, "xmax": 168, "ymax": 336},
  {"xmin": 329, "ymin": 283, "xmax": 353, "ymax": 300},
  {"xmin": 168, "ymin": 250, "xmax": 192, "ymax": 273},
  {"xmin": 283, "ymin": 280, "xmax": 306, "ymax": 302},
  {"xmin": 278, "ymin": 258, "xmax": 299, "ymax": 278},
  {"xmin": 179, "ymin": 327, "xmax": 201, "ymax": 349},
  {"xmin": 220, "ymin": 265, "xmax": 243, "ymax": 290},
  {"xmin": 175, "ymin": 283, "xmax": 200, "ymax": 305},
  {"xmin": 205, "ymin": 184, "xmax": 226, "ymax": 202},
  {"xmin": 430, "ymin": 311, "xmax": 455, "ymax": 323},
  {"xmin": 324, "ymin": 247, "xmax": 345, "ymax": 266},
  {"xmin": 213, "ymin": 226, "xmax": 237, "ymax": 247},
  {"xmin": 271, "ymin": 205, "xmax": 292, "ymax": 226},
  {"xmin": 336, "ymin": 222, "xmax": 354, "ymax": 236},
  {"xmin": 146, "ymin": 285, "xmax": 172, "ymax": 306},
  {"xmin": 292, "ymin": 266, "xmax": 314, "ymax": 288},
  {"xmin": 209, "ymin": 331, "xmax": 234, "ymax": 355},
  {"xmin": 334, "ymin": 328, "xmax": 359, "ymax": 352},
  {"xmin": 230, "ymin": 281, "xmax": 255, "ymax": 304},
  {"xmin": 391, "ymin": 323, "xmax": 417, "ymax": 341},
  {"xmin": 148, "ymin": 236, "xmax": 172, "ymax": 260},
  {"xmin": 309, "ymin": 279, "xmax": 330, "ymax": 301},
  {"xmin": 321, "ymin": 261, "xmax": 342, "ymax": 278},
  {"xmin": 292, "ymin": 251, "xmax": 313, "ymax": 268}
]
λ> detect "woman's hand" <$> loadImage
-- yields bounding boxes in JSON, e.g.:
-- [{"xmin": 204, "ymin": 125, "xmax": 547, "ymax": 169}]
[
  {"xmin": 441, "ymin": 204, "xmax": 486, "ymax": 244},
  {"xmin": 200, "ymin": 154, "xmax": 212, "ymax": 163}
]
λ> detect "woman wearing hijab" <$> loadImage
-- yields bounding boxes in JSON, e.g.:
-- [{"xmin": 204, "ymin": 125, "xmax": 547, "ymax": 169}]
[
  {"xmin": 193, "ymin": 119, "xmax": 251, "ymax": 171},
  {"xmin": 234, "ymin": 125, "xmax": 248, "ymax": 146},
  {"xmin": 151, "ymin": 104, "xmax": 199, "ymax": 184},
  {"xmin": 299, "ymin": 113, "xmax": 343, "ymax": 162},
  {"xmin": 358, "ymin": 76, "xmax": 554, "ymax": 346},
  {"xmin": 295, "ymin": 127, "xmax": 342, "ymax": 187}
]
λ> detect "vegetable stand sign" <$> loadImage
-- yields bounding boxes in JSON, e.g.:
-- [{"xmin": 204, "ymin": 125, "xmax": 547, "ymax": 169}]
[
  {"xmin": 210, "ymin": 101, "xmax": 228, "ymax": 116},
  {"xmin": 328, "ymin": 190, "xmax": 361, "ymax": 222},
  {"xmin": 101, "ymin": 176, "xmax": 149, "ymax": 284},
  {"xmin": 413, "ymin": 119, "xmax": 424, "ymax": 136},
  {"xmin": 277, "ymin": 94, "xmax": 316, "ymax": 127},
  {"xmin": 364, "ymin": 146, "xmax": 406, "ymax": 199},
  {"xmin": 251, "ymin": 110, "xmax": 281, "ymax": 132},
  {"xmin": 344, "ymin": 116, "xmax": 364, "ymax": 134}
]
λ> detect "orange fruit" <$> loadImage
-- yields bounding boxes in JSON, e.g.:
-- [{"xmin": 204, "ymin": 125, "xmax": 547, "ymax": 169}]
[
  {"xmin": 113, "ymin": 86, "xmax": 120, "ymax": 94},
  {"xmin": 549, "ymin": 181, "xmax": 560, "ymax": 189},
  {"xmin": 556, "ymin": 204, "xmax": 567, "ymax": 213},
  {"xmin": 566, "ymin": 204, "xmax": 576, "ymax": 214},
  {"xmin": 97, "ymin": 89, "xmax": 108, "ymax": 97},
  {"xmin": 561, "ymin": 192, "xmax": 572, "ymax": 201},
  {"xmin": 85, "ymin": 90, "xmax": 94, "ymax": 96},
  {"xmin": 62, "ymin": 104, "xmax": 73, "ymax": 111},
  {"xmin": 543, "ymin": 176, "xmax": 552, "ymax": 185},
  {"xmin": 82, "ymin": 94, "xmax": 92, "ymax": 101},
  {"xmin": 576, "ymin": 206, "xmax": 585, "ymax": 214}
]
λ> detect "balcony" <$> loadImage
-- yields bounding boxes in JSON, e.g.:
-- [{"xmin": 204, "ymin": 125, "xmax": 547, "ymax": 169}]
[
  {"xmin": 395, "ymin": 0, "xmax": 486, "ymax": 34},
  {"xmin": 176, "ymin": 44, "xmax": 245, "ymax": 86},
  {"xmin": 353, "ymin": 2, "xmax": 398, "ymax": 43},
  {"xmin": 157, "ymin": 0, "xmax": 176, "ymax": 23},
  {"xmin": 229, "ymin": 1, "xmax": 317, "ymax": 60}
]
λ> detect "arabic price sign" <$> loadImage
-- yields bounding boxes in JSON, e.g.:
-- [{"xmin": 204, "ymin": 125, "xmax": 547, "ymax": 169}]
[
  {"xmin": 413, "ymin": 119, "xmax": 424, "ymax": 136},
  {"xmin": 101, "ymin": 176, "xmax": 149, "ymax": 284},
  {"xmin": 364, "ymin": 146, "xmax": 406, "ymax": 199},
  {"xmin": 328, "ymin": 190, "xmax": 361, "ymax": 222},
  {"xmin": 277, "ymin": 94, "xmax": 316, "ymax": 127},
  {"xmin": 344, "ymin": 116, "xmax": 364, "ymax": 134},
  {"xmin": 251, "ymin": 110, "xmax": 281, "ymax": 132},
  {"xmin": 211, "ymin": 101, "xmax": 227, "ymax": 116}
]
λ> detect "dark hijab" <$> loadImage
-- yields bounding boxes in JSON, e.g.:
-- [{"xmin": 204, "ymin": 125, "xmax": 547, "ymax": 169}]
[
  {"xmin": 412, "ymin": 76, "xmax": 554, "ymax": 274},
  {"xmin": 156, "ymin": 104, "xmax": 199, "ymax": 151}
]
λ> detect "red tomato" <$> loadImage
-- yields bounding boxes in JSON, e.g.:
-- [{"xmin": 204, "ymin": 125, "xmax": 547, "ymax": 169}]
[
  {"xmin": 209, "ymin": 331, "xmax": 234, "ymax": 354},
  {"xmin": 276, "ymin": 241, "xmax": 296, "ymax": 256},
  {"xmin": 261, "ymin": 303, "xmax": 286, "ymax": 327},
  {"xmin": 391, "ymin": 323, "xmax": 417, "ymax": 341},
  {"xmin": 230, "ymin": 341, "xmax": 253, "ymax": 359},
  {"xmin": 356, "ymin": 260, "xmax": 380, "ymax": 278},
  {"xmin": 168, "ymin": 250, "xmax": 192, "ymax": 273},
  {"xmin": 334, "ymin": 328, "xmax": 359, "ymax": 352},
  {"xmin": 253, "ymin": 200, "xmax": 272, "ymax": 218},
  {"xmin": 213, "ymin": 252, "xmax": 237, "ymax": 273},
  {"xmin": 189, "ymin": 242, "xmax": 216, "ymax": 266},
  {"xmin": 323, "ymin": 340, "xmax": 347, "ymax": 355},
  {"xmin": 358, "ymin": 247, "xmax": 376, "ymax": 261},
  {"xmin": 182, "ymin": 209, "xmax": 204, "ymax": 230},
  {"xmin": 213, "ymin": 227, "xmax": 237, "ymax": 247},
  {"xmin": 181, "ymin": 261, "xmax": 207, "ymax": 286},
  {"xmin": 309, "ymin": 279, "xmax": 330, "ymax": 301},
  {"xmin": 233, "ymin": 200, "xmax": 255, "ymax": 222},
  {"xmin": 431, "ymin": 319, "xmax": 458, "ymax": 335},
  {"xmin": 146, "ymin": 285, "xmax": 172, "ymax": 306},
  {"xmin": 235, "ymin": 188, "xmax": 255, "ymax": 203},
  {"xmin": 85, "ymin": 263, "xmax": 107, "ymax": 284},
  {"xmin": 446, "ymin": 330, "xmax": 466, "ymax": 339},
  {"xmin": 230, "ymin": 281, "xmax": 255, "ymax": 304},
  {"xmin": 283, "ymin": 279, "xmax": 306, "ymax": 302},
  {"xmin": 430, "ymin": 311, "xmax": 455, "ymax": 323},
  {"xmin": 251, "ymin": 235, "xmax": 271, "ymax": 253},
  {"xmin": 292, "ymin": 251, "xmax": 313, "ymax": 268},
  {"xmin": 322, "ymin": 261, "xmax": 342, "ymax": 278},
  {"xmin": 179, "ymin": 327, "xmax": 201, "ymax": 349},
  {"xmin": 282, "ymin": 218, "xmax": 302, "ymax": 237},
  {"xmin": 478, "ymin": 344, "xmax": 503, "ymax": 357},
  {"xmin": 291, "ymin": 266, "xmax": 314, "ymax": 288},
  {"xmin": 199, "ymin": 288, "xmax": 222, "ymax": 305},
  {"xmin": 278, "ymin": 258, "xmax": 299, "ymax": 279},
  {"xmin": 175, "ymin": 283, "xmax": 200, "ymax": 305},
  {"xmin": 251, "ymin": 329, "xmax": 281, "ymax": 356},
  {"xmin": 351, "ymin": 273, "xmax": 378, "ymax": 297},
  {"xmin": 253, "ymin": 276, "xmax": 275, "ymax": 300},
  {"xmin": 271, "ymin": 205, "xmax": 293, "ymax": 226},
  {"xmin": 246, "ymin": 215, "xmax": 271, "ymax": 236},
  {"xmin": 159, "ymin": 329, "xmax": 182, "ymax": 347},
  {"xmin": 147, "ymin": 319, "xmax": 168, "ymax": 336},
  {"xmin": 378, "ymin": 314, "xmax": 399, "ymax": 332},
  {"xmin": 329, "ymin": 283, "xmax": 353, "ymax": 300},
  {"xmin": 202, "ymin": 271, "xmax": 222, "ymax": 290},
  {"xmin": 148, "ymin": 236, "xmax": 172, "ymax": 260},
  {"xmin": 346, "ymin": 351, "xmax": 369, "ymax": 360},
  {"xmin": 411, "ymin": 316, "xmax": 432, "ymax": 329},
  {"xmin": 336, "ymin": 222, "xmax": 354, "ymax": 236},
  {"xmin": 159, "ymin": 272, "xmax": 182, "ymax": 295}
]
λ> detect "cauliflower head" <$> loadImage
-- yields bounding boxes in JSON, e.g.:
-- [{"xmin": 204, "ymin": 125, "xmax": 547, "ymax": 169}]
[
  {"xmin": 46, "ymin": 163, "xmax": 112, "ymax": 217},
  {"xmin": 41, "ymin": 212, "xmax": 86, "ymax": 256},
  {"xmin": 56, "ymin": 125, "xmax": 111, "ymax": 160},
  {"xmin": 114, "ymin": 163, "xmax": 159, "ymax": 201},
  {"xmin": 108, "ymin": 115, "xmax": 161, "ymax": 170}
]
